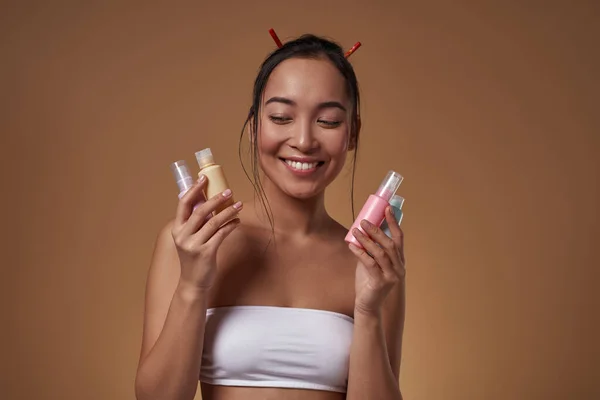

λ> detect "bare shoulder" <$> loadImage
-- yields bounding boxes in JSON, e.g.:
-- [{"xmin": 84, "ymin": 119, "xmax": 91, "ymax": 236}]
[
  {"xmin": 214, "ymin": 208, "xmax": 267, "ymax": 262},
  {"xmin": 213, "ymin": 205, "xmax": 276, "ymax": 268}
]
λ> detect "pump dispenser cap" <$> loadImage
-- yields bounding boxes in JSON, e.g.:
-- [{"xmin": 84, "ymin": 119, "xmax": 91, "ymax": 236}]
[
  {"xmin": 195, "ymin": 148, "xmax": 215, "ymax": 169},
  {"xmin": 389, "ymin": 195, "xmax": 405, "ymax": 209},
  {"xmin": 170, "ymin": 160, "xmax": 194, "ymax": 194},
  {"xmin": 375, "ymin": 170, "xmax": 403, "ymax": 202}
]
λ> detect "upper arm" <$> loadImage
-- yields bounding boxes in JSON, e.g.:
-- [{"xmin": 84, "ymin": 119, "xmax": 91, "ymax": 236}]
[
  {"xmin": 382, "ymin": 280, "xmax": 406, "ymax": 379},
  {"xmin": 137, "ymin": 220, "xmax": 181, "ymax": 366}
]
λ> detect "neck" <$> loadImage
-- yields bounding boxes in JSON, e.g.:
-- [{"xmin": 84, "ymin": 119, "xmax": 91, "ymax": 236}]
[{"xmin": 253, "ymin": 176, "xmax": 331, "ymax": 236}]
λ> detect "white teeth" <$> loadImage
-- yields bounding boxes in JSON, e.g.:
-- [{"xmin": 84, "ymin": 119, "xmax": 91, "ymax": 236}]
[{"xmin": 285, "ymin": 160, "xmax": 319, "ymax": 171}]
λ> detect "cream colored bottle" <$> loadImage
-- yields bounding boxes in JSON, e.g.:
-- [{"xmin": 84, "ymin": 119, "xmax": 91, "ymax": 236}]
[{"xmin": 195, "ymin": 148, "xmax": 234, "ymax": 214}]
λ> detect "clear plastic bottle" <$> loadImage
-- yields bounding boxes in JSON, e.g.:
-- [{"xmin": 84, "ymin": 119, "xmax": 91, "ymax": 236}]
[{"xmin": 170, "ymin": 160, "xmax": 194, "ymax": 199}]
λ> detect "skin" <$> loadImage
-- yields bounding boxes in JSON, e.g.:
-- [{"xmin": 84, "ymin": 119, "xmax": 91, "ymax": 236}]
[{"xmin": 135, "ymin": 56, "xmax": 406, "ymax": 400}]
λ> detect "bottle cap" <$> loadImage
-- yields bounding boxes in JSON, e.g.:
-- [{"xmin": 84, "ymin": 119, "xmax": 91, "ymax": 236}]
[
  {"xmin": 195, "ymin": 148, "xmax": 215, "ymax": 169},
  {"xmin": 389, "ymin": 195, "xmax": 405, "ymax": 209},
  {"xmin": 375, "ymin": 170, "xmax": 403, "ymax": 202},
  {"xmin": 170, "ymin": 160, "xmax": 194, "ymax": 194}
]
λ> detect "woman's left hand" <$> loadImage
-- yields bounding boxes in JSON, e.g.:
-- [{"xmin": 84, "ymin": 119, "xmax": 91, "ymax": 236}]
[{"xmin": 349, "ymin": 206, "xmax": 406, "ymax": 317}]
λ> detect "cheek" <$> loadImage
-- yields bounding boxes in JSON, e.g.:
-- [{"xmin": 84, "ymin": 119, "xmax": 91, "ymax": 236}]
[
  {"xmin": 257, "ymin": 126, "xmax": 281, "ymax": 156},
  {"xmin": 323, "ymin": 130, "xmax": 351, "ymax": 157},
  {"xmin": 256, "ymin": 128, "xmax": 281, "ymax": 170}
]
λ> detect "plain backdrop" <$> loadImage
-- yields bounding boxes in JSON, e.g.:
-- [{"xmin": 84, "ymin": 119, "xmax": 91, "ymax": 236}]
[{"xmin": 2, "ymin": 1, "xmax": 598, "ymax": 399}]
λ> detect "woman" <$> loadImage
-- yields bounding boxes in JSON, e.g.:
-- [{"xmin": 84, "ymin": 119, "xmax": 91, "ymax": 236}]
[{"xmin": 135, "ymin": 34, "xmax": 406, "ymax": 400}]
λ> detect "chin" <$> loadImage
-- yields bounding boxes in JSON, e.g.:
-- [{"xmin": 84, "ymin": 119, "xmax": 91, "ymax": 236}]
[{"xmin": 282, "ymin": 185, "xmax": 325, "ymax": 200}]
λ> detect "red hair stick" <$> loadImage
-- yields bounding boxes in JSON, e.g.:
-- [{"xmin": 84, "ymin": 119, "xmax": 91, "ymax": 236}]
[
  {"xmin": 269, "ymin": 28, "xmax": 283, "ymax": 48},
  {"xmin": 345, "ymin": 42, "xmax": 361, "ymax": 58}
]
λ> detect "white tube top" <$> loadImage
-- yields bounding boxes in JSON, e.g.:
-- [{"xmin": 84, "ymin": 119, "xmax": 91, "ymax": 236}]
[{"xmin": 200, "ymin": 306, "xmax": 354, "ymax": 393}]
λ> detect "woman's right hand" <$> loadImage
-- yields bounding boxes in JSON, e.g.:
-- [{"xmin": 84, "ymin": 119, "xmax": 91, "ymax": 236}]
[{"xmin": 171, "ymin": 174, "xmax": 242, "ymax": 292}]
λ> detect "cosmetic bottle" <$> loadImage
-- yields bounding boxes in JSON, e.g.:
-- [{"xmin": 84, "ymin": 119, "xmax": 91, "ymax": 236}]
[
  {"xmin": 345, "ymin": 170, "xmax": 403, "ymax": 248},
  {"xmin": 195, "ymin": 148, "xmax": 234, "ymax": 214},
  {"xmin": 380, "ymin": 195, "xmax": 404, "ymax": 238},
  {"xmin": 170, "ymin": 160, "xmax": 194, "ymax": 199}
]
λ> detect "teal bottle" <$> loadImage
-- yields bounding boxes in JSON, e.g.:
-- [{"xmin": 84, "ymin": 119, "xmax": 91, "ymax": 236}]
[{"xmin": 381, "ymin": 195, "xmax": 404, "ymax": 238}]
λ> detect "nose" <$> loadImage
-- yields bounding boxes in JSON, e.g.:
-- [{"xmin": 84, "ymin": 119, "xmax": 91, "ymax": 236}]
[{"xmin": 288, "ymin": 119, "xmax": 319, "ymax": 153}]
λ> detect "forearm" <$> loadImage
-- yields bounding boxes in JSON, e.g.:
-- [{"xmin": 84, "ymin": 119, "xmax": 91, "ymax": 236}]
[
  {"xmin": 135, "ymin": 282, "xmax": 209, "ymax": 400},
  {"xmin": 347, "ymin": 311, "xmax": 403, "ymax": 400}
]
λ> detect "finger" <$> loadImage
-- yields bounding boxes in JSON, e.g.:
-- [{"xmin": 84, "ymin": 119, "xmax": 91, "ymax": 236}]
[
  {"xmin": 385, "ymin": 206, "xmax": 403, "ymax": 249},
  {"xmin": 348, "ymin": 243, "xmax": 382, "ymax": 278},
  {"xmin": 352, "ymin": 226, "xmax": 394, "ymax": 275},
  {"xmin": 360, "ymin": 217, "xmax": 398, "ymax": 257},
  {"xmin": 195, "ymin": 200, "xmax": 243, "ymax": 243},
  {"xmin": 174, "ymin": 175, "xmax": 207, "ymax": 229},
  {"xmin": 204, "ymin": 216, "xmax": 241, "ymax": 249},
  {"xmin": 182, "ymin": 189, "xmax": 235, "ymax": 237},
  {"xmin": 398, "ymin": 226, "xmax": 405, "ymax": 264}
]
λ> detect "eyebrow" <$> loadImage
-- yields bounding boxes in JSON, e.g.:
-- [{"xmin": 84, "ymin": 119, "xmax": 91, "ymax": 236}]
[{"xmin": 265, "ymin": 96, "xmax": 347, "ymax": 112}]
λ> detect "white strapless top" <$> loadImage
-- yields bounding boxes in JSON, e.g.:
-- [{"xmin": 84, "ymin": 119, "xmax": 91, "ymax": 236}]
[{"xmin": 200, "ymin": 306, "xmax": 354, "ymax": 393}]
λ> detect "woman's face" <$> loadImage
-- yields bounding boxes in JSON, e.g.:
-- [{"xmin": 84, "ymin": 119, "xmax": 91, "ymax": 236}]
[{"xmin": 257, "ymin": 57, "xmax": 355, "ymax": 199}]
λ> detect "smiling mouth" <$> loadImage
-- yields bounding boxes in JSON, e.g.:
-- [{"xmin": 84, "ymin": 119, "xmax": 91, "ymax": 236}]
[{"xmin": 279, "ymin": 158, "xmax": 325, "ymax": 171}]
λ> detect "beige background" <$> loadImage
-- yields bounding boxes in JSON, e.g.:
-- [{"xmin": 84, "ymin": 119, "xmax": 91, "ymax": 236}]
[{"xmin": 2, "ymin": 1, "xmax": 598, "ymax": 399}]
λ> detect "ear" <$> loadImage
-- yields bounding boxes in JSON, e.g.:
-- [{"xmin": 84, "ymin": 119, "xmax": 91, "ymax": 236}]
[{"xmin": 347, "ymin": 116, "xmax": 361, "ymax": 151}]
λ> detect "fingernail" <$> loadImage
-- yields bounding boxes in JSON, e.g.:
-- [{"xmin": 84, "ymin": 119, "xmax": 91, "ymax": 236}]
[
  {"xmin": 233, "ymin": 201, "xmax": 243, "ymax": 209},
  {"xmin": 198, "ymin": 174, "xmax": 206, "ymax": 183},
  {"xmin": 222, "ymin": 189, "xmax": 232, "ymax": 197},
  {"xmin": 353, "ymin": 228, "xmax": 362, "ymax": 236},
  {"xmin": 361, "ymin": 220, "xmax": 372, "ymax": 229}
]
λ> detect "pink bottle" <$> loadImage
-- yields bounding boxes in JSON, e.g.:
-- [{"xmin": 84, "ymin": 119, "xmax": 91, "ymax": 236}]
[{"xmin": 345, "ymin": 170, "xmax": 404, "ymax": 248}]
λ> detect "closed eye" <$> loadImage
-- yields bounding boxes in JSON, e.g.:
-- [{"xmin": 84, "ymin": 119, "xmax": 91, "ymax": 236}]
[
  {"xmin": 318, "ymin": 120, "xmax": 342, "ymax": 127},
  {"xmin": 269, "ymin": 115, "xmax": 291, "ymax": 124},
  {"xmin": 269, "ymin": 116, "xmax": 342, "ymax": 127}
]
